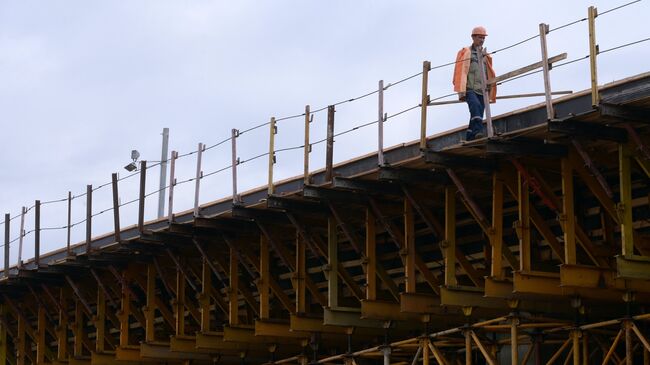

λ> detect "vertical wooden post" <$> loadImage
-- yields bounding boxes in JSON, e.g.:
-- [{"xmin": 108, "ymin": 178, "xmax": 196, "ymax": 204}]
[
  {"xmin": 112, "ymin": 173, "xmax": 121, "ymax": 243},
  {"xmin": 419, "ymin": 61, "xmax": 431, "ymax": 150},
  {"xmin": 620, "ymin": 143, "xmax": 634, "ymax": 258},
  {"xmin": 511, "ymin": 318, "xmax": 519, "ymax": 365},
  {"xmin": 562, "ymin": 159, "xmax": 577, "ymax": 265},
  {"xmin": 200, "ymin": 258, "xmax": 211, "ymax": 332},
  {"xmin": 476, "ymin": 48, "xmax": 494, "ymax": 138},
  {"xmin": 365, "ymin": 209, "xmax": 377, "ymax": 301},
  {"xmin": 490, "ymin": 173, "xmax": 504, "ymax": 279},
  {"xmin": 445, "ymin": 186, "xmax": 457, "ymax": 286},
  {"xmin": 232, "ymin": 129, "xmax": 240, "ymax": 204},
  {"xmin": 422, "ymin": 338, "xmax": 430, "ymax": 365},
  {"xmin": 572, "ymin": 330, "xmax": 580, "ymax": 365},
  {"xmin": 259, "ymin": 235, "xmax": 270, "ymax": 319},
  {"xmin": 0, "ymin": 304, "xmax": 6, "ymax": 365},
  {"xmin": 74, "ymin": 299, "xmax": 83, "ymax": 357},
  {"xmin": 66, "ymin": 191, "xmax": 72, "ymax": 255},
  {"xmin": 17, "ymin": 310, "xmax": 25, "ymax": 365},
  {"xmin": 268, "ymin": 117, "xmax": 277, "ymax": 195},
  {"xmin": 57, "ymin": 288, "xmax": 68, "ymax": 361},
  {"xmin": 175, "ymin": 266, "xmax": 185, "ymax": 336},
  {"xmin": 36, "ymin": 305, "xmax": 45, "ymax": 364},
  {"xmin": 138, "ymin": 161, "xmax": 147, "ymax": 232},
  {"xmin": 18, "ymin": 206, "xmax": 25, "ymax": 268},
  {"xmin": 119, "ymin": 270, "xmax": 130, "ymax": 347},
  {"xmin": 518, "ymin": 171, "xmax": 531, "ymax": 272},
  {"xmin": 465, "ymin": 330, "xmax": 472, "ymax": 365},
  {"xmin": 304, "ymin": 106, "xmax": 311, "ymax": 185},
  {"xmin": 4, "ymin": 213, "xmax": 9, "ymax": 275},
  {"xmin": 96, "ymin": 287, "xmax": 106, "ymax": 352},
  {"xmin": 86, "ymin": 184, "xmax": 92, "ymax": 254},
  {"xmin": 296, "ymin": 232, "xmax": 306, "ymax": 314},
  {"xmin": 229, "ymin": 247, "xmax": 239, "ymax": 325},
  {"xmin": 588, "ymin": 6, "xmax": 599, "ymax": 107},
  {"xmin": 378, "ymin": 80, "xmax": 385, "ymax": 166},
  {"xmin": 404, "ymin": 199, "xmax": 416, "ymax": 293},
  {"xmin": 144, "ymin": 263, "xmax": 156, "ymax": 342},
  {"xmin": 625, "ymin": 321, "xmax": 633, "ymax": 365},
  {"xmin": 582, "ymin": 331, "xmax": 589, "ymax": 365},
  {"xmin": 168, "ymin": 151, "xmax": 178, "ymax": 223},
  {"xmin": 325, "ymin": 106, "xmax": 335, "ymax": 182},
  {"xmin": 539, "ymin": 23, "xmax": 555, "ymax": 120},
  {"xmin": 194, "ymin": 143, "xmax": 205, "ymax": 217},
  {"xmin": 34, "ymin": 200, "xmax": 40, "ymax": 266},
  {"xmin": 328, "ymin": 218, "xmax": 338, "ymax": 308}
]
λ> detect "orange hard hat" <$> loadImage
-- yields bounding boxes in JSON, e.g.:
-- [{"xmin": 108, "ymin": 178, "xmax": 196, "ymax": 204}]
[{"xmin": 471, "ymin": 26, "xmax": 488, "ymax": 36}]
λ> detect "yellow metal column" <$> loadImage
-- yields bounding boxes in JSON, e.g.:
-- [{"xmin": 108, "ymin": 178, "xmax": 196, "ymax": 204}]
[
  {"xmin": 57, "ymin": 288, "xmax": 68, "ymax": 361},
  {"xmin": 96, "ymin": 287, "xmax": 106, "ymax": 352},
  {"xmin": 144, "ymin": 263, "xmax": 156, "ymax": 341},
  {"xmin": 366, "ymin": 209, "xmax": 377, "ymax": 301},
  {"xmin": 422, "ymin": 338, "xmax": 430, "ymax": 365},
  {"xmin": 404, "ymin": 199, "xmax": 417, "ymax": 292},
  {"xmin": 518, "ymin": 170, "xmax": 531, "ymax": 272},
  {"xmin": 17, "ymin": 311, "xmax": 25, "ymax": 365},
  {"xmin": 259, "ymin": 235, "xmax": 270, "ymax": 319},
  {"xmin": 296, "ymin": 232, "xmax": 307, "ymax": 314},
  {"xmin": 229, "ymin": 247, "xmax": 239, "ymax": 325},
  {"xmin": 200, "ymin": 258, "xmax": 211, "ymax": 332},
  {"xmin": 572, "ymin": 330, "xmax": 580, "ymax": 365},
  {"xmin": 465, "ymin": 330, "xmax": 472, "ymax": 365},
  {"xmin": 619, "ymin": 143, "xmax": 634, "ymax": 258},
  {"xmin": 328, "ymin": 218, "xmax": 339, "ymax": 308},
  {"xmin": 444, "ymin": 186, "xmax": 457, "ymax": 286},
  {"xmin": 36, "ymin": 305, "xmax": 46, "ymax": 364},
  {"xmin": 511, "ymin": 318, "xmax": 519, "ymax": 365},
  {"xmin": 562, "ymin": 158, "xmax": 577, "ymax": 265},
  {"xmin": 0, "ymin": 304, "xmax": 6, "ymax": 365},
  {"xmin": 119, "ymin": 271, "xmax": 130, "ymax": 347},
  {"xmin": 73, "ymin": 299, "xmax": 83, "ymax": 357},
  {"xmin": 490, "ymin": 173, "xmax": 504, "ymax": 279},
  {"xmin": 175, "ymin": 266, "xmax": 186, "ymax": 336}
]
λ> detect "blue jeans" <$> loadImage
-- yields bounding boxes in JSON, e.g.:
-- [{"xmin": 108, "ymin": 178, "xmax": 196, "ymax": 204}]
[{"xmin": 465, "ymin": 90, "xmax": 485, "ymax": 140}]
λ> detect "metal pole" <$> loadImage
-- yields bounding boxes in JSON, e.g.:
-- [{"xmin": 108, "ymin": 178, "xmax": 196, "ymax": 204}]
[
  {"xmin": 86, "ymin": 185, "xmax": 92, "ymax": 254},
  {"xmin": 194, "ymin": 143, "xmax": 204, "ymax": 217},
  {"xmin": 168, "ymin": 151, "xmax": 178, "ymax": 223},
  {"xmin": 378, "ymin": 80, "xmax": 385, "ymax": 166},
  {"xmin": 477, "ymin": 47, "xmax": 494, "ymax": 138},
  {"xmin": 112, "ymin": 173, "xmax": 121, "ymax": 243},
  {"xmin": 4, "ymin": 213, "xmax": 9, "ymax": 276},
  {"xmin": 511, "ymin": 318, "xmax": 519, "ymax": 365},
  {"xmin": 268, "ymin": 117, "xmax": 276, "ymax": 195},
  {"xmin": 231, "ymin": 129, "xmax": 240, "ymax": 204},
  {"xmin": 34, "ymin": 200, "xmax": 40, "ymax": 266},
  {"xmin": 325, "ymin": 106, "xmax": 335, "ymax": 182},
  {"xmin": 588, "ymin": 6, "xmax": 599, "ymax": 107},
  {"xmin": 66, "ymin": 191, "xmax": 71, "ymax": 256},
  {"xmin": 18, "ymin": 206, "xmax": 25, "ymax": 268},
  {"xmin": 419, "ymin": 61, "xmax": 431, "ymax": 150},
  {"xmin": 539, "ymin": 23, "xmax": 555, "ymax": 120},
  {"xmin": 303, "ymin": 105, "xmax": 311, "ymax": 185},
  {"xmin": 158, "ymin": 127, "xmax": 169, "ymax": 218},
  {"xmin": 138, "ymin": 161, "xmax": 147, "ymax": 232}
]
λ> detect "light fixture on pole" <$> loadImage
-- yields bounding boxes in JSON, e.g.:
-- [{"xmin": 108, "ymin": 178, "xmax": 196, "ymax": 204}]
[{"xmin": 124, "ymin": 150, "xmax": 140, "ymax": 172}]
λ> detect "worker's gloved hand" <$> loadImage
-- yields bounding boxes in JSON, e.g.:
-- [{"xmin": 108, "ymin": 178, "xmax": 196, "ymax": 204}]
[{"xmin": 458, "ymin": 92, "xmax": 466, "ymax": 101}]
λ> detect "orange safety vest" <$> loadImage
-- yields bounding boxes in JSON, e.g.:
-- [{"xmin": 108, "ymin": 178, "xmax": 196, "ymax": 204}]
[{"xmin": 452, "ymin": 46, "xmax": 497, "ymax": 103}]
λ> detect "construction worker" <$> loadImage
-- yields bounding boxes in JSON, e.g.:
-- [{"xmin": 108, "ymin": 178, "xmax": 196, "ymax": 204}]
[{"xmin": 453, "ymin": 26, "xmax": 497, "ymax": 141}]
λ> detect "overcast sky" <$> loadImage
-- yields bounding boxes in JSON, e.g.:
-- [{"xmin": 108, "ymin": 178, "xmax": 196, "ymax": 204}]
[{"xmin": 1, "ymin": 0, "xmax": 648, "ymax": 263}]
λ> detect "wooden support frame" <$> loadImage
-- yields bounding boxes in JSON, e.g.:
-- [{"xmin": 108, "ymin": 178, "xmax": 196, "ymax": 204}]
[
  {"xmin": 295, "ymin": 231, "xmax": 307, "ymax": 314},
  {"xmin": 619, "ymin": 142, "xmax": 634, "ymax": 258},
  {"xmin": 561, "ymin": 158, "xmax": 577, "ymax": 265},
  {"xmin": 268, "ymin": 117, "xmax": 277, "ymax": 195},
  {"xmin": 588, "ymin": 6, "xmax": 599, "ymax": 107},
  {"xmin": 517, "ymin": 169, "xmax": 531, "ymax": 272},
  {"xmin": 404, "ymin": 198, "xmax": 417, "ymax": 293},
  {"xmin": 420, "ymin": 61, "xmax": 431, "ymax": 150},
  {"xmin": 444, "ymin": 186, "xmax": 457, "ymax": 287},
  {"xmin": 365, "ymin": 208, "xmax": 377, "ymax": 301},
  {"xmin": 328, "ymin": 217, "xmax": 339, "ymax": 308},
  {"xmin": 229, "ymin": 247, "xmax": 240, "ymax": 326},
  {"xmin": 325, "ymin": 106, "xmax": 335, "ymax": 182},
  {"xmin": 259, "ymin": 235, "xmax": 270, "ymax": 319}
]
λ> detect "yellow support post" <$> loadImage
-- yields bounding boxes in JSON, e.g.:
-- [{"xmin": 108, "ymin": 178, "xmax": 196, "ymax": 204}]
[
  {"xmin": 572, "ymin": 330, "xmax": 580, "ymax": 365},
  {"xmin": 200, "ymin": 258, "xmax": 211, "ymax": 332},
  {"xmin": 36, "ymin": 305, "xmax": 45, "ymax": 364},
  {"xmin": 562, "ymin": 158, "xmax": 577, "ymax": 265},
  {"xmin": 511, "ymin": 318, "xmax": 518, "ymax": 365},
  {"xmin": 419, "ymin": 61, "xmax": 431, "ymax": 150},
  {"xmin": 268, "ymin": 116, "xmax": 276, "ymax": 195},
  {"xmin": 175, "ymin": 267, "xmax": 185, "ymax": 336},
  {"xmin": 259, "ymin": 235, "xmax": 270, "ymax": 319},
  {"xmin": 119, "ymin": 271, "xmax": 130, "ymax": 347},
  {"xmin": 422, "ymin": 338, "xmax": 430, "ymax": 365},
  {"xmin": 444, "ymin": 186, "xmax": 458, "ymax": 286},
  {"xmin": 17, "ymin": 312, "xmax": 25, "ymax": 365},
  {"xmin": 588, "ymin": 6, "xmax": 599, "ymax": 107},
  {"xmin": 490, "ymin": 173, "xmax": 504, "ymax": 279},
  {"xmin": 465, "ymin": 330, "xmax": 472, "ymax": 365},
  {"xmin": 328, "ymin": 217, "xmax": 339, "ymax": 308},
  {"xmin": 96, "ymin": 287, "xmax": 106, "ymax": 352},
  {"xmin": 404, "ymin": 198, "xmax": 417, "ymax": 293},
  {"xmin": 57, "ymin": 288, "xmax": 68, "ymax": 361},
  {"xmin": 144, "ymin": 263, "xmax": 156, "ymax": 341},
  {"xmin": 229, "ymin": 247, "xmax": 239, "ymax": 325},
  {"xmin": 366, "ymin": 209, "xmax": 377, "ymax": 301},
  {"xmin": 0, "ymin": 305, "xmax": 6, "ymax": 365},
  {"xmin": 74, "ymin": 299, "xmax": 83, "ymax": 357},
  {"xmin": 620, "ymin": 143, "xmax": 634, "ymax": 258},
  {"xmin": 517, "ymin": 170, "xmax": 531, "ymax": 272},
  {"xmin": 296, "ymin": 232, "xmax": 307, "ymax": 314}
]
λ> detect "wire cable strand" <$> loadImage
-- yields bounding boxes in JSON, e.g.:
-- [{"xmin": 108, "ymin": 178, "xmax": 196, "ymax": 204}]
[{"xmin": 599, "ymin": 0, "xmax": 642, "ymax": 16}]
